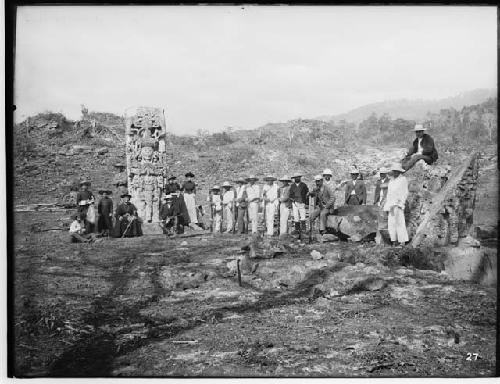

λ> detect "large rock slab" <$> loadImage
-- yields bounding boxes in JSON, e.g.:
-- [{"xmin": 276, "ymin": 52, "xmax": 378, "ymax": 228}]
[{"xmin": 326, "ymin": 205, "xmax": 379, "ymax": 242}]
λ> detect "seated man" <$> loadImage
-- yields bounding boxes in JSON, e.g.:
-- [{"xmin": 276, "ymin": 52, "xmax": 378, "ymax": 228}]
[
  {"xmin": 402, "ymin": 124, "xmax": 439, "ymax": 171},
  {"xmin": 112, "ymin": 194, "xmax": 143, "ymax": 238},
  {"xmin": 344, "ymin": 167, "xmax": 366, "ymax": 205},
  {"xmin": 160, "ymin": 194, "xmax": 189, "ymax": 235},
  {"xmin": 69, "ymin": 213, "xmax": 96, "ymax": 243}
]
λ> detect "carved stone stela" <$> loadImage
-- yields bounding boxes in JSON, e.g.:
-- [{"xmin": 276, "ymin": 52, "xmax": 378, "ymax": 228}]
[{"xmin": 124, "ymin": 107, "xmax": 167, "ymax": 225}]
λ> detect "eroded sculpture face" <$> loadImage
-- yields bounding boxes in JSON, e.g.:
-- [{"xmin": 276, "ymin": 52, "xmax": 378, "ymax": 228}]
[{"xmin": 140, "ymin": 146, "xmax": 154, "ymax": 161}]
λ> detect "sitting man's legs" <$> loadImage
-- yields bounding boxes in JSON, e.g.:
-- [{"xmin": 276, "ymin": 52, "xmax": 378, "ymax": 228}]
[{"xmin": 402, "ymin": 154, "xmax": 433, "ymax": 171}]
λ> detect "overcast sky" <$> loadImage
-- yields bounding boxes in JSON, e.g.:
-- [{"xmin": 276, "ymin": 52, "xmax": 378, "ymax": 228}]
[{"xmin": 15, "ymin": 6, "xmax": 497, "ymax": 134}]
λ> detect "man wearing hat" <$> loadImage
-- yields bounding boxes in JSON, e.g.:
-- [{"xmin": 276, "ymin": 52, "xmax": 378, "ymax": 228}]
[
  {"xmin": 160, "ymin": 194, "xmax": 186, "ymax": 236},
  {"xmin": 112, "ymin": 194, "xmax": 143, "ymax": 238},
  {"xmin": 165, "ymin": 176, "xmax": 181, "ymax": 195},
  {"xmin": 322, "ymin": 169, "xmax": 334, "ymax": 188},
  {"xmin": 235, "ymin": 178, "xmax": 248, "ymax": 234},
  {"xmin": 221, "ymin": 182, "xmax": 235, "ymax": 233},
  {"xmin": 207, "ymin": 185, "xmax": 223, "ymax": 232},
  {"xmin": 76, "ymin": 180, "xmax": 95, "ymax": 216},
  {"xmin": 402, "ymin": 124, "xmax": 439, "ymax": 171},
  {"xmin": 262, "ymin": 176, "xmax": 278, "ymax": 236},
  {"xmin": 289, "ymin": 173, "xmax": 309, "ymax": 234},
  {"xmin": 309, "ymin": 174, "xmax": 336, "ymax": 235},
  {"xmin": 245, "ymin": 176, "xmax": 261, "ymax": 234},
  {"xmin": 374, "ymin": 167, "xmax": 390, "ymax": 206},
  {"xmin": 278, "ymin": 175, "xmax": 292, "ymax": 236},
  {"xmin": 182, "ymin": 172, "xmax": 200, "ymax": 229},
  {"xmin": 97, "ymin": 190, "xmax": 114, "ymax": 236},
  {"xmin": 383, "ymin": 164, "xmax": 409, "ymax": 246},
  {"xmin": 344, "ymin": 167, "xmax": 367, "ymax": 205}
]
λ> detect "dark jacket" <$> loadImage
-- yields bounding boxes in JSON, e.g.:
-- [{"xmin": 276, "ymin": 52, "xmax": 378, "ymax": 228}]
[
  {"xmin": 182, "ymin": 180, "xmax": 196, "ymax": 193},
  {"xmin": 165, "ymin": 182, "xmax": 181, "ymax": 195},
  {"xmin": 289, "ymin": 182, "xmax": 309, "ymax": 204},
  {"xmin": 310, "ymin": 183, "xmax": 336, "ymax": 209},
  {"xmin": 374, "ymin": 177, "xmax": 389, "ymax": 204},
  {"xmin": 344, "ymin": 180, "xmax": 367, "ymax": 205},
  {"xmin": 408, "ymin": 133, "xmax": 438, "ymax": 163},
  {"xmin": 76, "ymin": 190, "xmax": 94, "ymax": 204},
  {"xmin": 160, "ymin": 196, "xmax": 190, "ymax": 223}
]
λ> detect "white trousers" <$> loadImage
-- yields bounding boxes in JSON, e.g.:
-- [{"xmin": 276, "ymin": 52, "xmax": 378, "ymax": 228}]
[
  {"xmin": 213, "ymin": 211, "xmax": 221, "ymax": 232},
  {"xmin": 224, "ymin": 205, "xmax": 233, "ymax": 232},
  {"xmin": 280, "ymin": 204, "xmax": 290, "ymax": 235},
  {"xmin": 264, "ymin": 202, "xmax": 276, "ymax": 236},
  {"xmin": 184, "ymin": 193, "xmax": 198, "ymax": 224},
  {"xmin": 292, "ymin": 202, "xmax": 306, "ymax": 222},
  {"xmin": 248, "ymin": 201, "xmax": 259, "ymax": 234},
  {"xmin": 387, "ymin": 206, "xmax": 409, "ymax": 243}
]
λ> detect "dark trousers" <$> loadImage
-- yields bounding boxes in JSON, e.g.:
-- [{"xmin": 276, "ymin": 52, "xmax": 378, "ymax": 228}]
[
  {"xmin": 402, "ymin": 154, "xmax": 433, "ymax": 171},
  {"xmin": 346, "ymin": 195, "xmax": 361, "ymax": 205},
  {"xmin": 237, "ymin": 207, "xmax": 248, "ymax": 234}
]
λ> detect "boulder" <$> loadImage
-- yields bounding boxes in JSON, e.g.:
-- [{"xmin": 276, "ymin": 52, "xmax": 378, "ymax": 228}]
[
  {"xmin": 310, "ymin": 250, "xmax": 323, "ymax": 260},
  {"xmin": 326, "ymin": 205, "xmax": 378, "ymax": 242}
]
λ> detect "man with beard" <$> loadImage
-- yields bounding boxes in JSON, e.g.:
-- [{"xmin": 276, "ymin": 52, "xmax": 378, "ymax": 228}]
[{"xmin": 112, "ymin": 194, "xmax": 143, "ymax": 238}]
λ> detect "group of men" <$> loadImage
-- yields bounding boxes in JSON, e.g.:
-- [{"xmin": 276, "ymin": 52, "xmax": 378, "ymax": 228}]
[{"xmin": 69, "ymin": 124, "xmax": 438, "ymax": 247}]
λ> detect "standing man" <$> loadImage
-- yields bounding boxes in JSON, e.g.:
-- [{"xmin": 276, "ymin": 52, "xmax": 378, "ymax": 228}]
[
  {"xmin": 245, "ymin": 176, "xmax": 261, "ymax": 234},
  {"xmin": 235, "ymin": 177, "xmax": 248, "ymax": 234},
  {"xmin": 182, "ymin": 172, "xmax": 200, "ymax": 229},
  {"xmin": 374, "ymin": 167, "xmax": 390, "ymax": 206},
  {"xmin": 262, "ymin": 176, "xmax": 278, "ymax": 237},
  {"xmin": 165, "ymin": 176, "xmax": 181, "ymax": 195},
  {"xmin": 309, "ymin": 174, "xmax": 336, "ymax": 235},
  {"xmin": 97, "ymin": 189, "xmax": 114, "ymax": 236},
  {"xmin": 221, "ymin": 181, "xmax": 235, "ymax": 233},
  {"xmin": 344, "ymin": 168, "xmax": 367, "ymax": 205},
  {"xmin": 76, "ymin": 180, "xmax": 95, "ymax": 217},
  {"xmin": 112, "ymin": 194, "xmax": 143, "ymax": 238},
  {"xmin": 207, "ymin": 185, "xmax": 223, "ymax": 233},
  {"xmin": 383, "ymin": 164, "xmax": 409, "ymax": 246},
  {"xmin": 289, "ymin": 172, "xmax": 309, "ymax": 234},
  {"xmin": 278, "ymin": 175, "xmax": 292, "ymax": 237},
  {"xmin": 402, "ymin": 124, "xmax": 439, "ymax": 171}
]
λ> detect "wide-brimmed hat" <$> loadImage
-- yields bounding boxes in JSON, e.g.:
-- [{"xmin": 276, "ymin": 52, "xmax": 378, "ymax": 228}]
[
  {"xmin": 322, "ymin": 168, "xmax": 333, "ymax": 176},
  {"xmin": 263, "ymin": 176, "xmax": 277, "ymax": 181},
  {"xmin": 212, "ymin": 185, "xmax": 220, "ymax": 190},
  {"xmin": 121, "ymin": 193, "xmax": 132, "ymax": 199},
  {"xmin": 78, "ymin": 200, "xmax": 89, "ymax": 206},
  {"xmin": 79, "ymin": 180, "xmax": 91, "ymax": 186},
  {"xmin": 379, "ymin": 167, "xmax": 389, "ymax": 174},
  {"xmin": 246, "ymin": 175, "xmax": 259, "ymax": 181},
  {"xmin": 391, "ymin": 163, "xmax": 405, "ymax": 173},
  {"xmin": 98, "ymin": 190, "xmax": 112, "ymax": 195},
  {"xmin": 161, "ymin": 195, "xmax": 168, "ymax": 201},
  {"xmin": 167, "ymin": 176, "xmax": 177, "ymax": 181},
  {"xmin": 314, "ymin": 175, "xmax": 323, "ymax": 181},
  {"xmin": 236, "ymin": 177, "xmax": 247, "ymax": 184},
  {"xmin": 185, "ymin": 172, "xmax": 195, "ymax": 178},
  {"xmin": 291, "ymin": 172, "xmax": 302, "ymax": 179},
  {"xmin": 413, "ymin": 124, "xmax": 427, "ymax": 131},
  {"xmin": 349, "ymin": 167, "xmax": 359, "ymax": 174},
  {"xmin": 222, "ymin": 181, "xmax": 232, "ymax": 187},
  {"xmin": 165, "ymin": 194, "xmax": 173, "ymax": 200},
  {"xmin": 279, "ymin": 175, "xmax": 291, "ymax": 182}
]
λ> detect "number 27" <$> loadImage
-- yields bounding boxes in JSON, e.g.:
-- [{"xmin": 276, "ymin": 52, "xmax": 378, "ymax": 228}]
[{"xmin": 466, "ymin": 353, "xmax": 479, "ymax": 361}]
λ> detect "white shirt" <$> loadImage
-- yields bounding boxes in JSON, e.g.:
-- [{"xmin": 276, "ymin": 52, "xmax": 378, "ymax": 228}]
[
  {"xmin": 207, "ymin": 194, "xmax": 222, "ymax": 210},
  {"xmin": 222, "ymin": 190, "xmax": 234, "ymax": 205},
  {"xmin": 246, "ymin": 184, "xmax": 260, "ymax": 202},
  {"xmin": 262, "ymin": 184, "xmax": 278, "ymax": 202},
  {"xmin": 384, "ymin": 176, "xmax": 408, "ymax": 211},
  {"xmin": 350, "ymin": 179, "xmax": 357, "ymax": 195},
  {"xmin": 69, "ymin": 220, "xmax": 83, "ymax": 234},
  {"xmin": 417, "ymin": 138, "xmax": 423, "ymax": 155}
]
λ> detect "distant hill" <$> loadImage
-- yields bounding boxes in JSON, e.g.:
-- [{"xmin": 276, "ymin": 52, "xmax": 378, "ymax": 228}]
[{"xmin": 317, "ymin": 88, "xmax": 497, "ymax": 123}]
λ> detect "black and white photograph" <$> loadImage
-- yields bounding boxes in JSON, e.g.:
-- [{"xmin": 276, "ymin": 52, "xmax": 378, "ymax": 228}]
[{"xmin": 7, "ymin": 4, "xmax": 498, "ymax": 378}]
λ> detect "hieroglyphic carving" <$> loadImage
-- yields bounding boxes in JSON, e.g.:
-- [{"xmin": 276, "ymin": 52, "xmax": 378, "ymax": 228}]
[{"xmin": 124, "ymin": 107, "xmax": 167, "ymax": 223}]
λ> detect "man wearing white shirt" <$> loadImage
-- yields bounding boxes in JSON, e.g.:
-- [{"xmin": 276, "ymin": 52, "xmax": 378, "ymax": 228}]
[
  {"xmin": 245, "ymin": 176, "xmax": 261, "ymax": 234},
  {"xmin": 207, "ymin": 186, "xmax": 222, "ymax": 232},
  {"xmin": 262, "ymin": 176, "xmax": 279, "ymax": 236},
  {"xmin": 383, "ymin": 164, "xmax": 409, "ymax": 246},
  {"xmin": 222, "ymin": 181, "xmax": 235, "ymax": 233}
]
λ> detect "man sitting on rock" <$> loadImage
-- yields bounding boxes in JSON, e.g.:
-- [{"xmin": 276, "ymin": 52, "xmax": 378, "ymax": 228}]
[
  {"xmin": 69, "ymin": 213, "xmax": 96, "ymax": 243},
  {"xmin": 401, "ymin": 124, "xmax": 439, "ymax": 171},
  {"xmin": 160, "ymin": 194, "xmax": 187, "ymax": 236},
  {"xmin": 309, "ymin": 174, "xmax": 336, "ymax": 235},
  {"xmin": 112, "ymin": 194, "xmax": 143, "ymax": 238},
  {"xmin": 344, "ymin": 167, "xmax": 366, "ymax": 205}
]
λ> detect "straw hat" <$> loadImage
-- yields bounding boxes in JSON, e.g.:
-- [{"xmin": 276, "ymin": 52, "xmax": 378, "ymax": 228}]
[
  {"xmin": 391, "ymin": 163, "xmax": 405, "ymax": 173},
  {"xmin": 413, "ymin": 124, "xmax": 427, "ymax": 131},
  {"xmin": 314, "ymin": 175, "xmax": 323, "ymax": 181},
  {"xmin": 322, "ymin": 168, "xmax": 333, "ymax": 176},
  {"xmin": 263, "ymin": 175, "xmax": 277, "ymax": 181},
  {"xmin": 291, "ymin": 172, "xmax": 302, "ymax": 179},
  {"xmin": 212, "ymin": 185, "xmax": 220, "ymax": 190},
  {"xmin": 79, "ymin": 180, "xmax": 91, "ymax": 186},
  {"xmin": 379, "ymin": 167, "xmax": 389, "ymax": 174},
  {"xmin": 349, "ymin": 167, "xmax": 359, "ymax": 174},
  {"xmin": 222, "ymin": 181, "xmax": 232, "ymax": 188},
  {"xmin": 246, "ymin": 175, "xmax": 259, "ymax": 182},
  {"xmin": 121, "ymin": 193, "xmax": 132, "ymax": 199},
  {"xmin": 279, "ymin": 175, "xmax": 291, "ymax": 182}
]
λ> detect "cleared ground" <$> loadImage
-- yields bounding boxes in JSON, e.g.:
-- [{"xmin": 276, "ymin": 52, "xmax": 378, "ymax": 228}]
[{"xmin": 13, "ymin": 211, "xmax": 496, "ymax": 377}]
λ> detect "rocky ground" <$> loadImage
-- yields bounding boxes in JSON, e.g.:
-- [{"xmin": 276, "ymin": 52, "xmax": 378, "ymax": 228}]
[{"xmin": 13, "ymin": 210, "xmax": 497, "ymax": 377}]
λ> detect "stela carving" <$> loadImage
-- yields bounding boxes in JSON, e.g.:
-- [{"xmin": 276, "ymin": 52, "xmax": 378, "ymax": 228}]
[{"xmin": 124, "ymin": 107, "xmax": 167, "ymax": 223}]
